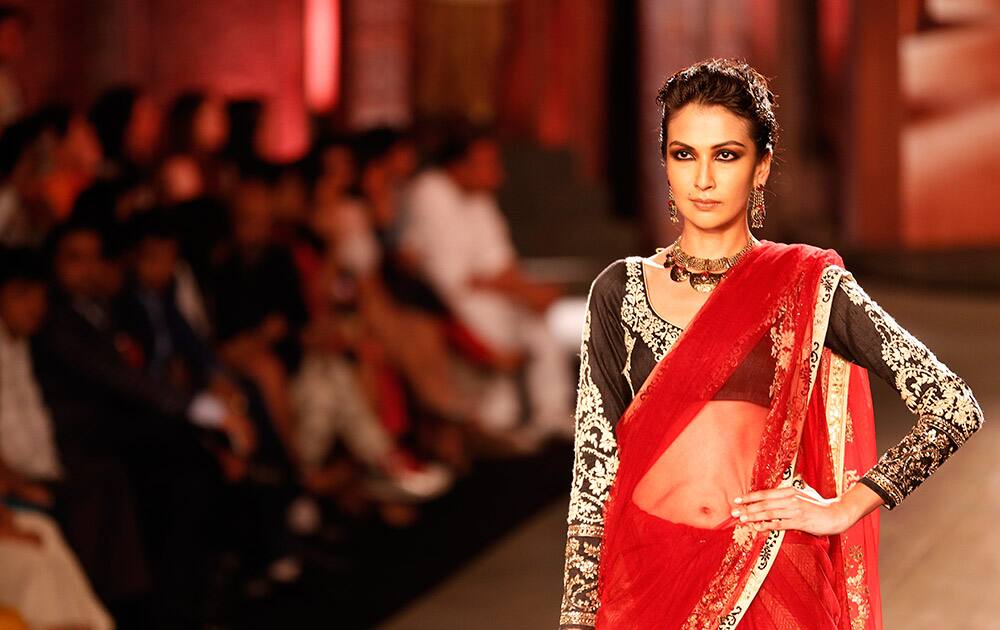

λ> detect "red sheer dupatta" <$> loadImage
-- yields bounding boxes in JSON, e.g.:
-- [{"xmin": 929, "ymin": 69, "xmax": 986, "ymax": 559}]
[{"xmin": 595, "ymin": 241, "xmax": 882, "ymax": 630}]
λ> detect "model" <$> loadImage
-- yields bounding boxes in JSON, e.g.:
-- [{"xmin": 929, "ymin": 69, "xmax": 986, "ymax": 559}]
[{"xmin": 558, "ymin": 58, "xmax": 984, "ymax": 629}]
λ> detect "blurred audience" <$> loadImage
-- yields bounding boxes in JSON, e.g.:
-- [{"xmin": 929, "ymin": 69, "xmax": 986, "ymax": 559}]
[{"xmin": 0, "ymin": 74, "xmax": 576, "ymax": 627}]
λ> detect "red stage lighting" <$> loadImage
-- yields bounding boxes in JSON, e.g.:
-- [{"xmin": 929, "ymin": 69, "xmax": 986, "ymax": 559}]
[{"xmin": 305, "ymin": 0, "xmax": 340, "ymax": 112}]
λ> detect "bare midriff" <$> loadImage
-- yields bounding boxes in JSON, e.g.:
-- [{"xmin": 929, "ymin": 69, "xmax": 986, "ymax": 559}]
[{"xmin": 631, "ymin": 400, "xmax": 769, "ymax": 529}]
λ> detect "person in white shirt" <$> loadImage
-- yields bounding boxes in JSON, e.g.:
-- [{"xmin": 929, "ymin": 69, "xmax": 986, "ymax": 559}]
[
  {"xmin": 400, "ymin": 130, "xmax": 573, "ymax": 441},
  {"xmin": 0, "ymin": 246, "xmax": 112, "ymax": 630}
]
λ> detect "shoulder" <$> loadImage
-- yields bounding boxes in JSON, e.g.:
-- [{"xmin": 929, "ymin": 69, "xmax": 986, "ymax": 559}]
[
  {"xmin": 755, "ymin": 240, "xmax": 846, "ymax": 271},
  {"xmin": 590, "ymin": 257, "xmax": 628, "ymax": 292},
  {"xmin": 587, "ymin": 257, "xmax": 638, "ymax": 310}
]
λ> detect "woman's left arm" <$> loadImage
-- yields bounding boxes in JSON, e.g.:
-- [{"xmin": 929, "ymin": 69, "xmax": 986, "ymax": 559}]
[
  {"xmin": 735, "ymin": 271, "xmax": 984, "ymax": 533},
  {"xmin": 824, "ymin": 273, "xmax": 985, "ymax": 509}
]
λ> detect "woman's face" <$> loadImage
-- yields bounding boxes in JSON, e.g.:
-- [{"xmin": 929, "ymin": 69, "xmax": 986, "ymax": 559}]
[{"xmin": 664, "ymin": 103, "xmax": 770, "ymax": 232}]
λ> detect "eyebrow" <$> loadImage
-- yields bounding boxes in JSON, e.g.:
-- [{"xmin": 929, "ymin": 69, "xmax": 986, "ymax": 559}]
[{"xmin": 668, "ymin": 140, "xmax": 747, "ymax": 150}]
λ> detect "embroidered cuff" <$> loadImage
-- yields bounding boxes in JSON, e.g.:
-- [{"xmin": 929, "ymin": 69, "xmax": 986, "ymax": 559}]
[
  {"xmin": 858, "ymin": 474, "xmax": 898, "ymax": 510},
  {"xmin": 559, "ymin": 611, "xmax": 596, "ymax": 627}
]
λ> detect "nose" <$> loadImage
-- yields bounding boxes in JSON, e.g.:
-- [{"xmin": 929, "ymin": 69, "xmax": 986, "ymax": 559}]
[{"xmin": 695, "ymin": 157, "xmax": 715, "ymax": 191}]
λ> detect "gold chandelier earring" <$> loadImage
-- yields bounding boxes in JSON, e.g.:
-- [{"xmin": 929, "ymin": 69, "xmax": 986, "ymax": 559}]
[
  {"xmin": 749, "ymin": 186, "xmax": 766, "ymax": 229},
  {"xmin": 668, "ymin": 186, "xmax": 680, "ymax": 224}
]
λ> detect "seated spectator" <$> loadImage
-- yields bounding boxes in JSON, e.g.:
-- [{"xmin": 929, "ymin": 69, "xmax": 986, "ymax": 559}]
[
  {"xmin": 210, "ymin": 175, "xmax": 308, "ymax": 470},
  {"xmin": 30, "ymin": 104, "xmax": 102, "ymax": 221},
  {"xmin": 156, "ymin": 91, "xmax": 232, "ymax": 303},
  {"xmin": 116, "ymin": 211, "xmax": 257, "ymax": 464},
  {"xmin": 32, "ymin": 220, "xmax": 253, "ymax": 627},
  {"xmin": 0, "ymin": 504, "xmax": 113, "ymax": 630},
  {"xmin": 0, "ymin": 106, "xmax": 100, "ymax": 248},
  {"xmin": 117, "ymin": 208, "xmax": 311, "ymax": 591},
  {"xmin": 218, "ymin": 99, "xmax": 265, "ymax": 195},
  {"xmin": 0, "ymin": 247, "xmax": 61, "ymax": 492},
  {"xmin": 400, "ymin": 127, "xmax": 574, "ymax": 441},
  {"xmin": 0, "ymin": 117, "xmax": 55, "ymax": 246},
  {"xmin": 1, "ymin": 245, "xmax": 150, "ymax": 614},
  {"xmin": 88, "ymin": 85, "xmax": 161, "ymax": 185},
  {"xmin": 158, "ymin": 90, "xmax": 229, "ymax": 204},
  {"xmin": 345, "ymin": 131, "xmax": 492, "ymax": 457},
  {"xmin": 352, "ymin": 128, "xmax": 448, "ymax": 316},
  {"xmin": 291, "ymin": 143, "xmax": 453, "ymax": 507}
]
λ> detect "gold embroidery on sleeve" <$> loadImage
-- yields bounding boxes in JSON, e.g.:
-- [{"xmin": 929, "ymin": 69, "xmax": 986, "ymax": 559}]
[
  {"xmin": 863, "ymin": 418, "xmax": 956, "ymax": 506},
  {"xmin": 839, "ymin": 277, "xmax": 984, "ymax": 506}
]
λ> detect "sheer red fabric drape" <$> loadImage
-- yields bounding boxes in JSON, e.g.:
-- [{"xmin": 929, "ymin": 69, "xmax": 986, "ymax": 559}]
[{"xmin": 595, "ymin": 241, "xmax": 882, "ymax": 629}]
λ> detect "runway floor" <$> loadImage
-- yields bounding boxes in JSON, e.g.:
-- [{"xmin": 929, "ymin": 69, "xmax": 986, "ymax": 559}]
[{"xmin": 378, "ymin": 279, "xmax": 1000, "ymax": 630}]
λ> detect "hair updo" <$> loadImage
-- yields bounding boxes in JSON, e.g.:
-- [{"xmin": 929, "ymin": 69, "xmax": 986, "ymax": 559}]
[{"xmin": 656, "ymin": 57, "xmax": 779, "ymax": 162}]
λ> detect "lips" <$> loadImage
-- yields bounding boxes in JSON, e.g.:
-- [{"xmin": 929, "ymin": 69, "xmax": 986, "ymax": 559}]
[{"xmin": 691, "ymin": 198, "xmax": 722, "ymax": 209}]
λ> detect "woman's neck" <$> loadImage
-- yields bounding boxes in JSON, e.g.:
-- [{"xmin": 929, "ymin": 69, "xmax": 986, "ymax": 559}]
[{"xmin": 677, "ymin": 227, "xmax": 756, "ymax": 259}]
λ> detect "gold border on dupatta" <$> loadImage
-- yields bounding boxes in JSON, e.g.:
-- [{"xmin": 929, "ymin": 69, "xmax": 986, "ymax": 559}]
[
  {"xmin": 826, "ymin": 353, "xmax": 852, "ymax": 494},
  {"xmin": 715, "ymin": 264, "xmax": 850, "ymax": 630}
]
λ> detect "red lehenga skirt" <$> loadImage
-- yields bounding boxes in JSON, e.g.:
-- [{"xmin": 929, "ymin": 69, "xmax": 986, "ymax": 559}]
[{"xmin": 595, "ymin": 500, "xmax": 841, "ymax": 629}]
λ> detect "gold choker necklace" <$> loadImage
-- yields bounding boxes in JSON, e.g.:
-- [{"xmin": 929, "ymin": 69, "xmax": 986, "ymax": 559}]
[{"xmin": 659, "ymin": 236, "xmax": 756, "ymax": 293}]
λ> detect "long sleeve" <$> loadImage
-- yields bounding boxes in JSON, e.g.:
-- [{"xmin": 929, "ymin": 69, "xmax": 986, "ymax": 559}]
[
  {"xmin": 823, "ymin": 273, "xmax": 985, "ymax": 509},
  {"xmin": 560, "ymin": 266, "xmax": 632, "ymax": 629},
  {"xmin": 36, "ymin": 304, "xmax": 190, "ymax": 421}
]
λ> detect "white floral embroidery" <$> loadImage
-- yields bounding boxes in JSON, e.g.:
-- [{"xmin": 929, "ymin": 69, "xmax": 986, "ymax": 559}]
[
  {"xmin": 622, "ymin": 326, "xmax": 636, "ymax": 398},
  {"xmin": 839, "ymin": 277, "xmax": 984, "ymax": 506},
  {"xmin": 839, "ymin": 277, "xmax": 983, "ymax": 441},
  {"xmin": 621, "ymin": 257, "xmax": 682, "ymax": 362},
  {"xmin": 561, "ymin": 307, "xmax": 619, "ymax": 626}
]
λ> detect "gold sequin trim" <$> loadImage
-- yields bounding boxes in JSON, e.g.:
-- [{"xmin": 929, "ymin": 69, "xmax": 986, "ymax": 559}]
[
  {"xmin": 714, "ymin": 265, "xmax": 846, "ymax": 629},
  {"xmin": 567, "ymin": 523, "xmax": 604, "ymax": 538},
  {"xmin": 559, "ymin": 611, "xmax": 596, "ymax": 626},
  {"xmin": 845, "ymin": 545, "xmax": 872, "ymax": 630}
]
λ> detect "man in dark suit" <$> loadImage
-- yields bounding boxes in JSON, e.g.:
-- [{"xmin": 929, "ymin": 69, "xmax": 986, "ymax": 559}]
[{"xmin": 32, "ymin": 220, "xmax": 253, "ymax": 627}]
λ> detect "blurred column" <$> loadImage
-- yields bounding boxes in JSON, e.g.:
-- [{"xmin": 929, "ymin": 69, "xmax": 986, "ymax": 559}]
[
  {"xmin": 765, "ymin": 0, "xmax": 839, "ymax": 246},
  {"xmin": 413, "ymin": 0, "xmax": 507, "ymax": 125},
  {"xmin": 340, "ymin": 0, "xmax": 412, "ymax": 129},
  {"xmin": 304, "ymin": 0, "xmax": 342, "ymax": 113},
  {"xmin": 899, "ymin": 0, "xmax": 1000, "ymax": 247},
  {"xmin": 843, "ymin": 0, "xmax": 902, "ymax": 247}
]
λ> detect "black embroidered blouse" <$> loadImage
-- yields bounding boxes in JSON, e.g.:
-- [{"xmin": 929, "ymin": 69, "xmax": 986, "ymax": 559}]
[{"xmin": 558, "ymin": 257, "xmax": 984, "ymax": 629}]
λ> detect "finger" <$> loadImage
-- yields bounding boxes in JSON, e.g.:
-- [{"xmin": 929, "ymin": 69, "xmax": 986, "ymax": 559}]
[
  {"xmin": 734, "ymin": 486, "xmax": 796, "ymax": 505},
  {"xmin": 753, "ymin": 518, "xmax": 790, "ymax": 532},
  {"xmin": 735, "ymin": 497, "xmax": 796, "ymax": 518},
  {"xmin": 741, "ymin": 507, "xmax": 800, "ymax": 523}
]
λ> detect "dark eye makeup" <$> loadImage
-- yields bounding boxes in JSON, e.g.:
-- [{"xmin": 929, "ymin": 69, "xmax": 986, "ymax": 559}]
[{"xmin": 670, "ymin": 148, "xmax": 742, "ymax": 161}]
